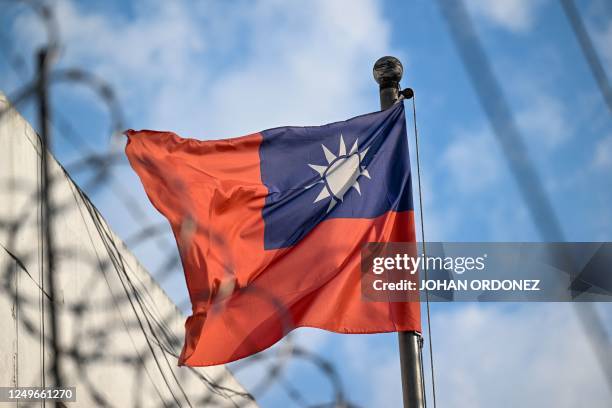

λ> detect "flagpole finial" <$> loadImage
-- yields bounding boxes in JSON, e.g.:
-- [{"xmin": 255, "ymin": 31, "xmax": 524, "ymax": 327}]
[
  {"xmin": 373, "ymin": 56, "xmax": 403, "ymax": 87},
  {"xmin": 373, "ymin": 56, "xmax": 403, "ymax": 110}
]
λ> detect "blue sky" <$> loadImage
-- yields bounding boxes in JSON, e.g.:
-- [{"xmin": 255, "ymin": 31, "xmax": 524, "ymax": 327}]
[{"xmin": 2, "ymin": 0, "xmax": 612, "ymax": 406}]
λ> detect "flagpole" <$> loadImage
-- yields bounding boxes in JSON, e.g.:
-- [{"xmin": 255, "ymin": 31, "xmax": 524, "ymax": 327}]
[{"xmin": 373, "ymin": 56, "xmax": 426, "ymax": 408}]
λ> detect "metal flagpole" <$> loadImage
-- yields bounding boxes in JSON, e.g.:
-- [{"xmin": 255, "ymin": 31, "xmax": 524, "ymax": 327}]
[{"xmin": 373, "ymin": 56, "xmax": 426, "ymax": 408}]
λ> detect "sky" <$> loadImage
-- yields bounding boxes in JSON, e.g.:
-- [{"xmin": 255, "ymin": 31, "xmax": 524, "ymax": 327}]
[{"xmin": 1, "ymin": 0, "xmax": 612, "ymax": 406}]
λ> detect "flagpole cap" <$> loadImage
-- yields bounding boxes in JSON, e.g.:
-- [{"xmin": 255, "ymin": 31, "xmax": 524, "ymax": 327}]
[{"xmin": 373, "ymin": 56, "xmax": 403, "ymax": 87}]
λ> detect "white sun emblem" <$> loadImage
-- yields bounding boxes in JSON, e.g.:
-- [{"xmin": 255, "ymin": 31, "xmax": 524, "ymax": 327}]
[{"xmin": 306, "ymin": 134, "xmax": 371, "ymax": 213}]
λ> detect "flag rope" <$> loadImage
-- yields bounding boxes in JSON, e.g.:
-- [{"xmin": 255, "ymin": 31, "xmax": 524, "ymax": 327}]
[{"xmin": 410, "ymin": 93, "xmax": 437, "ymax": 408}]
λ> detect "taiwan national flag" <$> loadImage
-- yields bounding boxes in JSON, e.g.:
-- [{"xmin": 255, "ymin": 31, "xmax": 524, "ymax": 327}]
[{"xmin": 125, "ymin": 102, "xmax": 420, "ymax": 366}]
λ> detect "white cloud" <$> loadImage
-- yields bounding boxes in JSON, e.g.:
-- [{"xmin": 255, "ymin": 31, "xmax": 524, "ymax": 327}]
[
  {"xmin": 594, "ymin": 134, "xmax": 612, "ymax": 169},
  {"xmin": 516, "ymin": 94, "xmax": 572, "ymax": 149},
  {"xmin": 466, "ymin": 0, "xmax": 546, "ymax": 33},
  {"xmin": 161, "ymin": 0, "xmax": 391, "ymax": 137},
  {"xmin": 12, "ymin": 0, "xmax": 392, "ymax": 138},
  {"xmin": 438, "ymin": 304, "xmax": 612, "ymax": 407},
  {"xmin": 13, "ymin": 0, "xmax": 204, "ymax": 84},
  {"xmin": 442, "ymin": 129, "xmax": 500, "ymax": 193}
]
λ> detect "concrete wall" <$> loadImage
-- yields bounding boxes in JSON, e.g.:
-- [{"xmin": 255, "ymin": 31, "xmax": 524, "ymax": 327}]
[{"xmin": 0, "ymin": 92, "xmax": 255, "ymax": 407}]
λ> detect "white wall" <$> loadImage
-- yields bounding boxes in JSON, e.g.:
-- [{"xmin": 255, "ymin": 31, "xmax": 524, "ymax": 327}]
[{"xmin": 0, "ymin": 92, "xmax": 256, "ymax": 407}]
